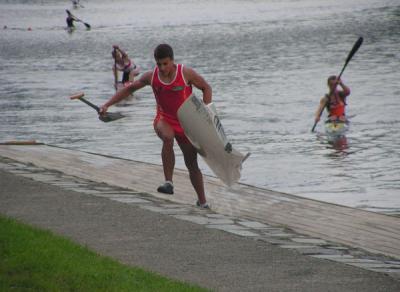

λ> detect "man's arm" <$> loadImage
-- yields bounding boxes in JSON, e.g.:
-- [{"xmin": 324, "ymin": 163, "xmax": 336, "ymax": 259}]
[
  {"xmin": 183, "ymin": 67, "xmax": 212, "ymax": 104},
  {"xmin": 113, "ymin": 45, "xmax": 130, "ymax": 62},
  {"xmin": 315, "ymin": 96, "xmax": 328, "ymax": 122},
  {"xmin": 100, "ymin": 71, "xmax": 152, "ymax": 114},
  {"xmin": 338, "ymin": 80, "xmax": 350, "ymax": 98},
  {"xmin": 119, "ymin": 48, "xmax": 128, "ymax": 59}
]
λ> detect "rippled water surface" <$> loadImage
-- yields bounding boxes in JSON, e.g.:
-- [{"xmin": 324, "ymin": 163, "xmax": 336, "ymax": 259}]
[{"xmin": 1, "ymin": 0, "xmax": 399, "ymax": 215}]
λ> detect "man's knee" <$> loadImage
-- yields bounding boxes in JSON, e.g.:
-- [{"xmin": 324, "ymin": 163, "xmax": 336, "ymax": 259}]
[
  {"xmin": 185, "ymin": 159, "xmax": 200, "ymax": 173},
  {"xmin": 155, "ymin": 121, "xmax": 175, "ymax": 142}
]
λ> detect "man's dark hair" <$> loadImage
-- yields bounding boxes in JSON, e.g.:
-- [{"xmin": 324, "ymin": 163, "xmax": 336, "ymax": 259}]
[{"xmin": 154, "ymin": 44, "xmax": 174, "ymax": 60}]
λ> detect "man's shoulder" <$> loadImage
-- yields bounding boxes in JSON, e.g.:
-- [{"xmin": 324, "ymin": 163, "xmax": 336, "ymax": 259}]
[
  {"xmin": 181, "ymin": 64, "xmax": 193, "ymax": 71},
  {"xmin": 181, "ymin": 65, "xmax": 197, "ymax": 78}
]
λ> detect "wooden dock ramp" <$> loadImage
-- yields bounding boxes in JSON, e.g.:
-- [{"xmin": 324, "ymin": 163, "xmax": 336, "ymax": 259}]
[{"xmin": 1, "ymin": 144, "xmax": 399, "ymax": 259}]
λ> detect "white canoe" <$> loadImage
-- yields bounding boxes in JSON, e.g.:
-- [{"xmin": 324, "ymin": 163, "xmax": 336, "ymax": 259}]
[{"xmin": 177, "ymin": 94, "xmax": 249, "ymax": 186}]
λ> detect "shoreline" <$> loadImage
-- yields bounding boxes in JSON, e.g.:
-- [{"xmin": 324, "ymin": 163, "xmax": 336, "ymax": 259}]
[
  {"xmin": 1, "ymin": 150, "xmax": 400, "ymax": 290},
  {"xmin": 0, "ymin": 144, "xmax": 399, "ymax": 262},
  {"xmin": 0, "ymin": 143, "xmax": 399, "ymax": 258}
]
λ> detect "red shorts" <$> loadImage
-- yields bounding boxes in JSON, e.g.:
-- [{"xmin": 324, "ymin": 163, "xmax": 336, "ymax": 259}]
[{"xmin": 153, "ymin": 113, "xmax": 190, "ymax": 144}]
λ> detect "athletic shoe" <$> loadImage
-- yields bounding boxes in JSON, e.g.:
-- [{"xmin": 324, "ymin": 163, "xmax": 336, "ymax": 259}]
[
  {"xmin": 196, "ymin": 200, "xmax": 210, "ymax": 209},
  {"xmin": 157, "ymin": 182, "xmax": 174, "ymax": 194}
]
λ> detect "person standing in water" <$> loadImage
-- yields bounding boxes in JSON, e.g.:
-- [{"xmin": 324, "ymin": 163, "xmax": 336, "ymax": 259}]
[
  {"xmin": 314, "ymin": 76, "xmax": 351, "ymax": 123},
  {"xmin": 100, "ymin": 44, "xmax": 212, "ymax": 208},
  {"xmin": 112, "ymin": 45, "xmax": 140, "ymax": 90}
]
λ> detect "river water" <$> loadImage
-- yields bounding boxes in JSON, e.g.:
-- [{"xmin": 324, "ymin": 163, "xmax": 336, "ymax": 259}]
[{"xmin": 1, "ymin": 0, "xmax": 399, "ymax": 215}]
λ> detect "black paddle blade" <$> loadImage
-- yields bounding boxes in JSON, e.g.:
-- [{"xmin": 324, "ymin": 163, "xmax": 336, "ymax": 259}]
[
  {"xmin": 338, "ymin": 37, "xmax": 364, "ymax": 78},
  {"xmin": 83, "ymin": 22, "xmax": 91, "ymax": 29},
  {"xmin": 345, "ymin": 37, "xmax": 363, "ymax": 64},
  {"xmin": 98, "ymin": 112, "xmax": 125, "ymax": 123}
]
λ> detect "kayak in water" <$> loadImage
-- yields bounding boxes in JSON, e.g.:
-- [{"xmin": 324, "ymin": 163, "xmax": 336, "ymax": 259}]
[{"xmin": 324, "ymin": 119, "xmax": 349, "ymax": 138}]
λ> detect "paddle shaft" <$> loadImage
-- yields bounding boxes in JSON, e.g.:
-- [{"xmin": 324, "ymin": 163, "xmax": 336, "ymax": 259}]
[
  {"xmin": 311, "ymin": 37, "xmax": 363, "ymax": 132},
  {"xmin": 77, "ymin": 97, "xmax": 100, "ymax": 112},
  {"xmin": 69, "ymin": 93, "xmax": 100, "ymax": 112},
  {"xmin": 69, "ymin": 92, "xmax": 125, "ymax": 123}
]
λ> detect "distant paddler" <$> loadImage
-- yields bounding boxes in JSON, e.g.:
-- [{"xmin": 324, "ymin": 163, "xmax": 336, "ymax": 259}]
[
  {"xmin": 112, "ymin": 45, "xmax": 140, "ymax": 91},
  {"xmin": 311, "ymin": 37, "xmax": 363, "ymax": 133},
  {"xmin": 314, "ymin": 76, "xmax": 351, "ymax": 136},
  {"xmin": 71, "ymin": 0, "xmax": 84, "ymax": 9},
  {"xmin": 66, "ymin": 9, "xmax": 76, "ymax": 30},
  {"xmin": 314, "ymin": 76, "xmax": 351, "ymax": 124},
  {"xmin": 65, "ymin": 9, "xmax": 91, "ymax": 31}
]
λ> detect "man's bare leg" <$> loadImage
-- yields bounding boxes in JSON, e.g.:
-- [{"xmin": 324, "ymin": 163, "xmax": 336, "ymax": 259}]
[
  {"xmin": 178, "ymin": 142, "xmax": 207, "ymax": 205},
  {"xmin": 154, "ymin": 119, "xmax": 175, "ymax": 184}
]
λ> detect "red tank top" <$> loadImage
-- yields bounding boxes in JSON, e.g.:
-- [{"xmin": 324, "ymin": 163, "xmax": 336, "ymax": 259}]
[
  {"xmin": 327, "ymin": 91, "xmax": 346, "ymax": 117},
  {"xmin": 151, "ymin": 64, "xmax": 192, "ymax": 120}
]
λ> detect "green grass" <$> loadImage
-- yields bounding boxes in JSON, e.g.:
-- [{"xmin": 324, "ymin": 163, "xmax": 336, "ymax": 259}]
[{"xmin": 0, "ymin": 215, "xmax": 208, "ymax": 292}]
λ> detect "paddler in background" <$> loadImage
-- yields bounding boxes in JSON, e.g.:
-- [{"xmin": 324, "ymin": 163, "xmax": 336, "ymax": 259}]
[
  {"xmin": 112, "ymin": 45, "xmax": 140, "ymax": 90},
  {"xmin": 100, "ymin": 44, "xmax": 212, "ymax": 209},
  {"xmin": 314, "ymin": 76, "xmax": 351, "ymax": 123},
  {"xmin": 65, "ymin": 9, "xmax": 77, "ymax": 30},
  {"xmin": 72, "ymin": 0, "xmax": 81, "ymax": 9}
]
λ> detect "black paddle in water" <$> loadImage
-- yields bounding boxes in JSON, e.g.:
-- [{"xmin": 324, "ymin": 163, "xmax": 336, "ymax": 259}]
[
  {"xmin": 69, "ymin": 93, "xmax": 125, "ymax": 123},
  {"xmin": 311, "ymin": 37, "xmax": 364, "ymax": 133},
  {"xmin": 66, "ymin": 9, "xmax": 91, "ymax": 29}
]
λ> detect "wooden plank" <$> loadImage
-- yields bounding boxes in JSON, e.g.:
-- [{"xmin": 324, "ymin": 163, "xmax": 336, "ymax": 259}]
[{"xmin": 0, "ymin": 144, "xmax": 399, "ymax": 259}]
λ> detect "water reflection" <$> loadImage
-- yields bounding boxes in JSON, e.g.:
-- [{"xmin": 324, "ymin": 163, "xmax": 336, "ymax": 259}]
[
  {"xmin": 316, "ymin": 132, "xmax": 349, "ymax": 158},
  {"xmin": 328, "ymin": 135, "xmax": 349, "ymax": 153}
]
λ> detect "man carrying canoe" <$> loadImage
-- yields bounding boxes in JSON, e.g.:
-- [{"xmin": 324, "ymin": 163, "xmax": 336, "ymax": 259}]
[{"xmin": 99, "ymin": 44, "xmax": 212, "ymax": 209}]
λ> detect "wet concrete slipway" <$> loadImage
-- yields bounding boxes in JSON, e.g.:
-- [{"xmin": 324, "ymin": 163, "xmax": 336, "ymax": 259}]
[{"xmin": 0, "ymin": 144, "xmax": 400, "ymax": 292}]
